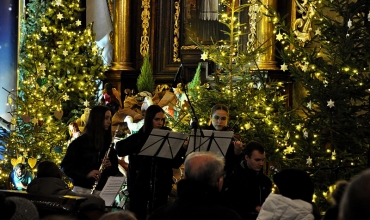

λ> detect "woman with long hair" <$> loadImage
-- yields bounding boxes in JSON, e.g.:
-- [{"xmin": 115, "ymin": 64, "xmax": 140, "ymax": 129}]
[
  {"xmin": 115, "ymin": 105, "xmax": 187, "ymax": 220},
  {"xmin": 61, "ymin": 105, "xmax": 119, "ymax": 195}
]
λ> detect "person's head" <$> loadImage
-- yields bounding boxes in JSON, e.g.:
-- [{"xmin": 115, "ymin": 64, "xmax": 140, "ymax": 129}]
[
  {"xmin": 329, "ymin": 180, "xmax": 348, "ymax": 205},
  {"xmin": 339, "ymin": 169, "xmax": 370, "ymax": 220},
  {"xmin": 98, "ymin": 210, "xmax": 137, "ymax": 220},
  {"xmin": 242, "ymin": 141, "xmax": 266, "ymax": 172},
  {"xmin": 273, "ymin": 168, "xmax": 314, "ymax": 203},
  {"xmin": 83, "ymin": 105, "xmax": 112, "ymax": 150},
  {"xmin": 143, "ymin": 105, "xmax": 165, "ymax": 133},
  {"xmin": 209, "ymin": 104, "xmax": 229, "ymax": 131},
  {"xmin": 105, "ymin": 83, "xmax": 113, "ymax": 95},
  {"xmin": 14, "ymin": 164, "xmax": 25, "ymax": 177},
  {"xmin": 69, "ymin": 122, "xmax": 80, "ymax": 133},
  {"xmin": 184, "ymin": 151, "xmax": 225, "ymax": 191},
  {"xmin": 36, "ymin": 161, "xmax": 63, "ymax": 179},
  {"xmin": 0, "ymin": 192, "xmax": 39, "ymax": 220}
]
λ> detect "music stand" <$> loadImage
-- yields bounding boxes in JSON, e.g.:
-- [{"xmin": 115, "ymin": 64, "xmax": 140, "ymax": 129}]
[
  {"xmin": 186, "ymin": 129, "xmax": 233, "ymax": 157},
  {"xmin": 138, "ymin": 129, "xmax": 187, "ymax": 213}
]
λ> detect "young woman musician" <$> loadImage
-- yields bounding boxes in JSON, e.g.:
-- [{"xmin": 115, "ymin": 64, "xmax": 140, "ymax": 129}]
[
  {"xmin": 204, "ymin": 104, "xmax": 244, "ymax": 177},
  {"xmin": 115, "ymin": 105, "xmax": 187, "ymax": 220},
  {"xmin": 61, "ymin": 105, "xmax": 119, "ymax": 195}
]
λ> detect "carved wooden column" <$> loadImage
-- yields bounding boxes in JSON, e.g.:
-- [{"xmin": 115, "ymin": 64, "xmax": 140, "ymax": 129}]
[{"xmin": 110, "ymin": 0, "xmax": 134, "ymax": 71}]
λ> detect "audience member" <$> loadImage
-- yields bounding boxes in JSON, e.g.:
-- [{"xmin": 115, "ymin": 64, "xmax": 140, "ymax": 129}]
[
  {"xmin": 99, "ymin": 210, "xmax": 137, "ymax": 220},
  {"xmin": 27, "ymin": 161, "xmax": 106, "ymax": 219},
  {"xmin": 8, "ymin": 163, "xmax": 33, "ymax": 191},
  {"xmin": 149, "ymin": 151, "xmax": 242, "ymax": 220},
  {"xmin": 338, "ymin": 168, "xmax": 370, "ymax": 220},
  {"xmin": 223, "ymin": 141, "xmax": 272, "ymax": 220},
  {"xmin": 257, "ymin": 168, "xmax": 320, "ymax": 220},
  {"xmin": 323, "ymin": 180, "xmax": 348, "ymax": 220},
  {"xmin": 0, "ymin": 192, "xmax": 39, "ymax": 220}
]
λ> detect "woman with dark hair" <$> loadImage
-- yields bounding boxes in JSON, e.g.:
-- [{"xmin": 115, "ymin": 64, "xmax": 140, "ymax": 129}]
[
  {"xmin": 61, "ymin": 105, "xmax": 119, "ymax": 195},
  {"xmin": 115, "ymin": 105, "xmax": 187, "ymax": 220},
  {"xmin": 204, "ymin": 104, "xmax": 243, "ymax": 176}
]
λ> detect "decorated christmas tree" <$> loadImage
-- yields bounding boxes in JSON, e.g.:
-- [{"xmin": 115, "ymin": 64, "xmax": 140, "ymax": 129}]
[
  {"xmin": 275, "ymin": 0, "xmax": 370, "ymax": 208},
  {"xmin": 167, "ymin": 0, "xmax": 299, "ymax": 174},
  {"xmin": 0, "ymin": 0, "xmax": 107, "ymax": 187}
]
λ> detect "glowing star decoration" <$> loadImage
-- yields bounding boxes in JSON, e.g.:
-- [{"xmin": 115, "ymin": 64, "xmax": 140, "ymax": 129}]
[
  {"xmin": 347, "ymin": 19, "xmax": 352, "ymax": 28},
  {"xmin": 201, "ymin": 52, "xmax": 208, "ymax": 61},
  {"xmin": 327, "ymin": 99, "xmax": 335, "ymax": 108},
  {"xmin": 285, "ymin": 145, "xmax": 294, "ymax": 154},
  {"xmin": 84, "ymin": 100, "xmax": 90, "ymax": 107},
  {"xmin": 41, "ymin": 86, "xmax": 47, "ymax": 92},
  {"xmin": 45, "ymin": 126, "xmax": 52, "ymax": 132},
  {"xmin": 41, "ymin": 25, "xmax": 48, "ymax": 32},
  {"xmin": 62, "ymin": 93, "xmax": 70, "ymax": 101},
  {"xmin": 57, "ymin": 12, "xmax": 63, "ymax": 20},
  {"xmin": 244, "ymin": 123, "xmax": 251, "ymax": 130},
  {"xmin": 276, "ymin": 31, "xmax": 283, "ymax": 41},
  {"xmin": 55, "ymin": 0, "xmax": 62, "ymax": 6},
  {"xmin": 62, "ymin": 50, "xmax": 68, "ymax": 56},
  {"xmin": 306, "ymin": 156, "xmax": 312, "ymax": 166},
  {"xmin": 303, "ymin": 130, "xmax": 308, "ymax": 139},
  {"xmin": 331, "ymin": 150, "xmax": 336, "ymax": 160},
  {"xmin": 31, "ymin": 117, "xmax": 38, "ymax": 125},
  {"xmin": 315, "ymin": 28, "xmax": 321, "ymax": 36},
  {"xmin": 301, "ymin": 63, "xmax": 308, "ymax": 72},
  {"xmin": 76, "ymin": 19, "xmax": 82, "ymax": 26},
  {"xmin": 307, "ymin": 101, "xmax": 312, "ymax": 109},
  {"xmin": 280, "ymin": 63, "xmax": 288, "ymax": 72},
  {"xmin": 39, "ymin": 63, "xmax": 46, "ymax": 71}
]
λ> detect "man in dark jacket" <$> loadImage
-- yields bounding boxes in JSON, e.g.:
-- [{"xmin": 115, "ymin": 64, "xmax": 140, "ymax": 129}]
[
  {"xmin": 223, "ymin": 141, "xmax": 272, "ymax": 220},
  {"xmin": 149, "ymin": 151, "xmax": 242, "ymax": 220}
]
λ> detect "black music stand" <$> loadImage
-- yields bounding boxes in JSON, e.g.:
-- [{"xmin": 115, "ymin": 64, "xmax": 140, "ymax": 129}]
[
  {"xmin": 138, "ymin": 129, "xmax": 187, "ymax": 213},
  {"xmin": 186, "ymin": 129, "xmax": 233, "ymax": 157}
]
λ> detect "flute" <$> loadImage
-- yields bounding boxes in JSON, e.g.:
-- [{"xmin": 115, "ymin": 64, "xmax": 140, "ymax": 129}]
[{"xmin": 91, "ymin": 125, "xmax": 120, "ymax": 194}]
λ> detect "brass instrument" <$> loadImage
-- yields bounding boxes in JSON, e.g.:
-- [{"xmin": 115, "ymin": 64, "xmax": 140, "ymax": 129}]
[{"xmin": 91, "ymin": 125, "xmax": 120, "ymax": 194}]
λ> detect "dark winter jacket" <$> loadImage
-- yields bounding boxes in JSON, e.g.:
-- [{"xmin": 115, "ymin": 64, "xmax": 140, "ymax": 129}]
[
  {"xmin": 61, "ymin": 134, "xmax": 119, "ymax": 191},
  {"xmin": 223, "ymin": 161, "xmax": 272, "ymax": 220},
  {"xmin": 27, "ymin": 177, "xmax": 105, "ymax": 212},
  {"xmin": 149, "ymin": 179, "xmax": 242, "ymax": 220}
]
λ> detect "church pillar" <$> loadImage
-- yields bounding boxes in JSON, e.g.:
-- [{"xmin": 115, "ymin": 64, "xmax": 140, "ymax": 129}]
[
  {"xmin": 256, "ymin": 0, "xmax": 278, "ymax": 70},
  {"xmin": 110, "ymin": 0, "xmax": 134, "ymax": 71}
]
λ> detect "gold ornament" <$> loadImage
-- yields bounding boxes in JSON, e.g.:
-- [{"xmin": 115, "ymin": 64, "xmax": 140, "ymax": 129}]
[{"xmin": 28, "ymin": 158, "xmax": 37, "ymax": 169}]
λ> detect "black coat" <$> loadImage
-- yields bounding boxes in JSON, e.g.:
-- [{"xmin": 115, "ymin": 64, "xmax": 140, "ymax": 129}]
[
  {"xmin": 61, "ymin": 134, "xmax": 119, "ymax": 191},
  {"xmin": 223, "ymin": 161, "xmax": 272, "ymax": 220},
  {"xmin": 149, "ymin": 179, "xmax": 242, "ymax": 220},
  {"xmin": 115, "ymin": 127, "xmax": 186, "ymax": 220}
]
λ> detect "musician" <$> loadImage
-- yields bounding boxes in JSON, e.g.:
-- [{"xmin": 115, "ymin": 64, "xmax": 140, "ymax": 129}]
[
  {"xmin": 115, "ymin": 105, "xmax": 188, "ymax": 220},
  {"xmin": 203, "ymin": 104, "xmax": 244, "ymax": 177},
  {"xmin": 61, "ymin": 105, "xmax": 119, "ymax": 195}
]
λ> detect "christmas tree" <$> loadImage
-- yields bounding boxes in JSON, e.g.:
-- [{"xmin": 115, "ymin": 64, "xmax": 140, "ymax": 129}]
[
  {"xmin": 0, "ymin": 0, "xmax": 107, "ymax": 187},
  {"xmin": 137, "ymin": 53, "xmax": 155, "ymax": 93},
  {"xmin": 168, "ymin": 0, "xmax": 299, "ymax": 174},
  {"xmin": 275, "ymin": 0, "xmax": 370, "ymax": 208}
]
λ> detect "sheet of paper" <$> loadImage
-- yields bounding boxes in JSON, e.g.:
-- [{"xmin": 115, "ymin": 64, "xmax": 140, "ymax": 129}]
[{"xmin": 99, "ymin": 176, "xmax": 125, "ymax": 207}]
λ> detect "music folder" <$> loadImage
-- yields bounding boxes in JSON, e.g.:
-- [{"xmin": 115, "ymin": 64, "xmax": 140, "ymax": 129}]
[
  {"xmin": 139, "ymin": 129, "xmax": 188, "ymax": 159},
  {"xmin": 186, "ymin": 129, "xmax": 233, "ymax": 157}
]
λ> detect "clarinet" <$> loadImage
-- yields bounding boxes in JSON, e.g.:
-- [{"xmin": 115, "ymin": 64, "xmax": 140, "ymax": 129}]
[{"xmin": 91, "ymin": 125, "xmax": 120, "ymax": 194}]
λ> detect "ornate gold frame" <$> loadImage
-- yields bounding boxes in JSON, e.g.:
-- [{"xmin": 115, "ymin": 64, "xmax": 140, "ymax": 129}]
[{"xmin": 173, "ymin": 0, "xmax": 181, "ymax": 62}]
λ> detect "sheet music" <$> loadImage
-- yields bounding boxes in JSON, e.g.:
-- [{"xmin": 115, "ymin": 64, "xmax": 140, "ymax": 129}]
[
  {"xmin": 187, "ymin": 129, "xmax": 233, "ymax": 157},
  {"xmin": 99, "ymin": 176, "xmax": 125, "ymax": 206},
  {"xmin": 139, "ymin": 129, "xmax": 188, "ymax": 159}
]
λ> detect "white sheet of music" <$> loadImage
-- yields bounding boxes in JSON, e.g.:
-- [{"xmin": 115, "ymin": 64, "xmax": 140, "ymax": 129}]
[
  {"xmin": 139, "ymin": 129, "xmax": 187, "ymax": 159},
  {"xmin": 99, "ymin": 176, "xmax": 125, "ymax": 206}
]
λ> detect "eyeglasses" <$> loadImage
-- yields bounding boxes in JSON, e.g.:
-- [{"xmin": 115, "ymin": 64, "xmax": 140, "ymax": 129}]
[{"xmin": 213, "ymin": 115, "xmax": 227, "ymax": 121}]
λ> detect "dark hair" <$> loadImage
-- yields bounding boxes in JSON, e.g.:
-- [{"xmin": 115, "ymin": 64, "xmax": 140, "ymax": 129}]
[
  {"xmin": 273, "ymin": 168, "xmax": 314, "ymax": 203},
  {"xmin": 242, "ymin": 141, "xmax": 265, "ymax": 158},
  {"xmin": 69, "ymin": 122, "xmax": 80, "ymax": 133},
  {"xmin": 83, "ymin": 105, "xmax": 112, "ymax": 150},
  {"xmin": 36, "ymin": 161, "xmax": 63, "ymax": 179},
  {"xmin": 208, "ymin": 104, "xmax": 229, "ymax": 125},
  {"xmin": 142, "ymin": 105, "xmax": 165, "ymax": 133},
  {"xmin": 14, "ymin": 163, "xmax": 25, "ymax": 171}
]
